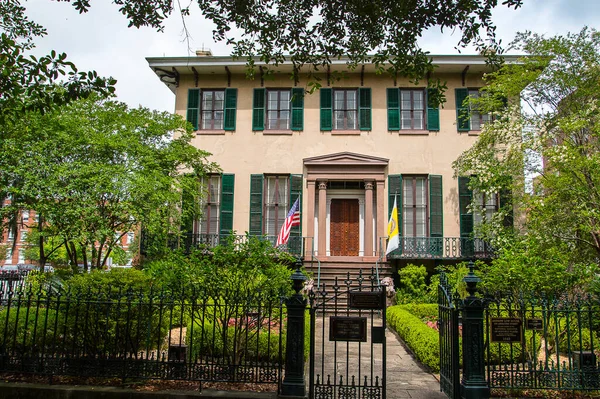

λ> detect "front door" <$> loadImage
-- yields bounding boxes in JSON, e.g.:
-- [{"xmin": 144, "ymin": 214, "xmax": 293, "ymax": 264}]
[{"xmin": 330, "ymin": 199, "xmax": 359, "ymax": 256}]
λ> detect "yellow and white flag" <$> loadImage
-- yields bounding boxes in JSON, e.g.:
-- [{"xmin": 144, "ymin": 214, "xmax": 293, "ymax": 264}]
[{"xmin": 386, "ymin": 197, "xmax": 399, "ymax": 255}]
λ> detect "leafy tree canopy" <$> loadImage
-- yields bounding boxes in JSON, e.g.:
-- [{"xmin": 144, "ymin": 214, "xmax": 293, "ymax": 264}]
[
  {"xmin": 57, "ymin": 0, "xmax": 523, "ymax": 81},
  {"xmin": 0, "ymin": 96, "xmax": 217, "ymax": 269},
  {"xmin": 454, "ymin": 27, "xmax": 600, "ymax": 294}
]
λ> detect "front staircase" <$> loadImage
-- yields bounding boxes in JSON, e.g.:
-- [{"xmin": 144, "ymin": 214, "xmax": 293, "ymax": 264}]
[{"xmin": 304, "ymin": 257, "xmax": 392, "ymax": 291}]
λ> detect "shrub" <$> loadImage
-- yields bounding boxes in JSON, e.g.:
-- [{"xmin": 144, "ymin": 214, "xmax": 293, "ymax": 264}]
[
  {"xmin": 398, "ymin": 304, "xmax": 438, "ymax": 321},
  {"xmin": 0, "ymin": 306, "xmax": 60, "ymax": 353},
  {"xmin": 387, "ymin": 305, "xmax": 440, "ymax": 372},
  {"xmin": 395, "ymin": 264, "xmax": 430, "ymax": 304}
]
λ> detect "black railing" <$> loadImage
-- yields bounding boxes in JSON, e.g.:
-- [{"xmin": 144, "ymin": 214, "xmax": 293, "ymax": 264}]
[
  {"xmin": 385, "ymin": 237, "xmax": 494, "ymax": 260},
  {"xmin": 141, "ymin": 233, "xmax": 304, "ymax": 258},
  {"xmin": 0, "ymin": 285, "xmax": 285, "ymax": 386},
  {"xmin": 485, "ymin": 293, "xmax": 600, "ymax": 391}
]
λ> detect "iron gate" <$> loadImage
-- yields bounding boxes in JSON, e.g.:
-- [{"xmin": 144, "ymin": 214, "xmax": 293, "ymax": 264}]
[
  {"xmin": 308, "ymin": 270, "xmax": 386, "ymax": 399},
  {"xmin": 438, "ymin": 273, "xmax": 461, "ymax": 399}
]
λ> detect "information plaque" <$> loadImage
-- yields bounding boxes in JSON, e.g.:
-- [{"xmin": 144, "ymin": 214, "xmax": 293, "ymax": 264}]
[
  {"xmin": 348, "ymin": 292, "xmax": 385, "ymax": 310},
  {"xmin": 490, "ymin": 317, "xmax": 523, "ymax": 343},
  {"xmin": 526, "ymin": 318, "xmax": 543, "ymax": 331},
  {"xmin": 329, "ymin": 317, "xmax": 367, "ymax": 342}
]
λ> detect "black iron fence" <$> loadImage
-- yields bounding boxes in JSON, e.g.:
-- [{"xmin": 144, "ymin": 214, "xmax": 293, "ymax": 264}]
[
  {"xmin": 0, "ymin": 284, "xmax": 285, "ymax": 387},
  {"xmin": 485, "ymin": 293, "xmax": 600, "ymax": 391}
]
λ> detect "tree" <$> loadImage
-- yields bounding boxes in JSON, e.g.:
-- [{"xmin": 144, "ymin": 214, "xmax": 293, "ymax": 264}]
[
  {"xmin": 453, "ymin": 27, "xmax": 600, "ymax": 294},
  {"xmin": 1, "ymin": 96, "xmax": 216, "ymax": 270},
  {"xmin": 59, "ymin": 0, "xmax": 524, "ymax": 88}
]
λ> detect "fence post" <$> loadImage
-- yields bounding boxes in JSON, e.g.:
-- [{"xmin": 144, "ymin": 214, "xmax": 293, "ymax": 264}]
[
  {"xmin": 460, "ymin": 261, "xmax": 489, "ymax": 399},
  {"xmin": 280, "ymin": 259, "xmax": 307, "ymax": 398}
]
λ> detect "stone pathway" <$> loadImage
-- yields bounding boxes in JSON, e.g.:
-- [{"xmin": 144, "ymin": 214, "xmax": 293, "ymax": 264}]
[{"xmin": 310, "ymin": 316, "xmax": 446, "ymax": 399}]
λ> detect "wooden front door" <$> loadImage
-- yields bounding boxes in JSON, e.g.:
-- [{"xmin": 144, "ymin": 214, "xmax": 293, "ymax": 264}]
[{"xmin": 330, "ymin": 199, "xmax": 360, "ymax": 256}]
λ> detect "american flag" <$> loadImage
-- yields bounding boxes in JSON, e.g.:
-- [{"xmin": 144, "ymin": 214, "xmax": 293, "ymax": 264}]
[{"xmin": 276, "ymin": 197, "xmax": 300, "ymax": 247}]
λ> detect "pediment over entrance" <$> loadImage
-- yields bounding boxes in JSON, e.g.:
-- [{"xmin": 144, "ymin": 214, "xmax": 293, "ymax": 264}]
[{"xmin": 303, "ymin": 152, "xmax": 388, "ymax": 167}]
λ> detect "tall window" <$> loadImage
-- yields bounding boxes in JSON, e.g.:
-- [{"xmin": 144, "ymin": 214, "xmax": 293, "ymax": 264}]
[
  {"xmin": 334, "ymin": 89, "xmax": 358, "ymax": 130},
  {"xmin": 7, "ymin": 229, "xmax": 14, "ymax": 241},
  {"xmin": 20, "ymin": 230, "xmax": 27, "ymax": 242},
  {"xmin": 22, "ymin": 210, "xmax": 29, "ymax": 223},
  {"xmin": 199, "ymin": 175, "xmax": 221, "ymax": 235},
  {"xmin": 18, "ymin": 249, "xmax": 25, "ymax": 263},
  {"xmin": 267, "ymin": 90, "xmax": 290, "ymax": 130},
  {"xmin": 5, "ymin": 248, "xmax": 12, "ymax": 264},
  {"xmin": 468, "ymin": 89, "xmax": 492, "ymax": 131},
  {"xmin": 127, "ymin": 232, "xmax": 134, "ymax": 244},
  {"xmin": 400, "ymin": 90, "xmax": 425, "ymax": 130},
  {"xmin": 264, "ymin": 176, "xmax": 289, "ymax": 236},
  {"xmin": 201, "ymin": 90, "xmax": 225, "ymax": 130},
  {"xmin": 473, "ymin": 191, "xmax": 499, "ymax": 228},
  {"xmin": 403, "ymin": 176, "xmax": 428, "ymax": 237}
]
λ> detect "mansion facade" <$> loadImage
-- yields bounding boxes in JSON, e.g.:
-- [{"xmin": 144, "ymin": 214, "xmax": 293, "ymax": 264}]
[{"xmin": 147, "ymin": 54, "xmax": 516, "ymax": 273}]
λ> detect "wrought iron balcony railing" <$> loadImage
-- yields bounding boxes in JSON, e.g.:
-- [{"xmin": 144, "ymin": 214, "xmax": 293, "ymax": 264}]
[{"xmin": 382, "ymin": 236, "xmax": 494, "ymax": 260}]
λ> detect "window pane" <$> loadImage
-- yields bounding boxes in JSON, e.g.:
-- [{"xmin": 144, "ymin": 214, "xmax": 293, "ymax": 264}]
[
  {"xmin": 401, "ymin": 91, "xmax": 412, "ymax": 110},
  {"xmin": 471, "ymin": 113, "xmax": 481, "ymax": 131},
  {"xmin": 335, "ymin": 92, "xmax": 345, "ymax": 110},
  {"xmin": 413, "ymin": 91, "xmax": 424, "ymax": 110},
  {"xmin": 401, "ymin": 111, "xmax": 412, "ymax": 129},
  {"xmin": 334, "ymin": 111, "xmax": 345, "ymax": 129},
  {"xmin": 404, "ymin": 208, "xmax": 414, "ymax": 237},
  {"xmin": 346, "ymin": 91, "xmax": 356, "ymax": 109},
  {"xmin": 280, "ymin": 111, "xmax": 290, "ymax": 129},
  {"xmin": 347, "ymin": 111, "xmax": 357, "ymax": 130},
  {"xmin": 414, "ymin": 114, "xmax": 423, "ymax": 130},
  {"xmin": 280, "ymin": 91, "xmax": 290, "ymax": 104}
]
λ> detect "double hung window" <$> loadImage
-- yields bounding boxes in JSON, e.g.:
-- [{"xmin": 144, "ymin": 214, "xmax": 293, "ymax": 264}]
[
  {"xmin": 264, "ymin": 176, "xmax": 289, "ymax": 236},
  {"xmin": 403, "ymin": 176, "xmax": 428, "ymax": 237},
  {"xmin": 267, "ymin": 90, "xmax": 291, "ymax": 130},
  {"xmin": 198, "ymin": 175, "xmax": 222, "ymax": 235},
  {"xmin": 400, "ymin": 90, "xmax": 425, "ymax": 130},
  {"xmin": 201, "ymin": 90, "xmax": 225, "ymax": 130},
  {"xmin": 334, "ymin": 89, "xmax": 358, "ymax": 130}
]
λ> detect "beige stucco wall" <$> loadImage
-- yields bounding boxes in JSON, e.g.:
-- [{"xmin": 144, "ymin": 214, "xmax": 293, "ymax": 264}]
[{"xmin": 173, "ymin": 70, "xmax": 487, "ymax": 239}]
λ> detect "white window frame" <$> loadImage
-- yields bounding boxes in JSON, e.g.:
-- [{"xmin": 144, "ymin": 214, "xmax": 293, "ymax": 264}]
[
  {"xmin": 198, "ymin": 175, "xmax": 222, "ymax": 235},
  {"xmin": 264, "ymin": 175, "xmax": 289, "ymax": 236}
]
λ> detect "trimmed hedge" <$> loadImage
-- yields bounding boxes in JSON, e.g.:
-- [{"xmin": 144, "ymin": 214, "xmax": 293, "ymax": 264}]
[
  {"xmin": 387, "ymin": 305, "xmax": 440, "ymax": 372},
  {"xmin": 398, "ymin": 303, "xmax": 438, "ymax": 320}
]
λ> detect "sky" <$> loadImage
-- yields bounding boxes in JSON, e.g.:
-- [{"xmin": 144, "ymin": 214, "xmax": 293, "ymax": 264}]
[{"xmin": 23, "ymin": 0, "xmax": 600, "ymax": 113}]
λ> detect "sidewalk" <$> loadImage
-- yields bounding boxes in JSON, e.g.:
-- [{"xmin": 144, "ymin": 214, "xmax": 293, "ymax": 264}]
[
  {"xmin": 310, "ymin": 316, "xmax": 446, "ymax": 399},
  {"xmin": 385, "ymin": 327, "xmax": 446, "ymax": 399}
]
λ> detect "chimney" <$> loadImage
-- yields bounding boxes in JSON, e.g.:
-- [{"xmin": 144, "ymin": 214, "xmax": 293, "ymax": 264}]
[{"xmin": 196, "ymin": 49, "xmax": 213, "ymax": 57}]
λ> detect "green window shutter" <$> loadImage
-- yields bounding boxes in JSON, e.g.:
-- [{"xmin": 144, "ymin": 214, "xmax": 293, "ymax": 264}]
[
  {"xmin": 429, "ymin": 175, "xmax": 443, "ymax": 237},
  {"xmin": 289, "ymin": 174, "xmax": 303, "ymax": 254},
  {"xmin": 458, "ymin": 176, "xmax": 473, "ymax": 237},
  {"xmin": 455, "ymin": 88, "xmax": 470, "ymax": 132},
  {"xmin": 219, "ymin": 174, "xmax": 235, "ymax": 235},
  {"xmin": 358, "ymin": 87, "xmax": 372, "ymax": 131},
  {"xmin": 252, "ymin": 88, "xmax": 265, "ymax": 131},
  {"xmin": 186, "ymin": 89, "xmax": 200, "ymax": 130},
  {"xmin": 427, "ymin": 88, "xmax": 440, "ymax": 131},
  {"xmin": 249, "ymin": 174, "xmax": 264, "ymax": 235},
  {"xmin": 223, "ymin": 88, "xmax": 237, "ymax": 131},
  {"xmin": 499, "ymin": 187, "xmax": 513, "ymax": 229},
  {"xmin": 291, "ymin": 88, "xmax": 304, "ymax": 131},
  {"xmin": 387, "ymin": 88, "xmax": 400, "ymax": 131},
  {"xmin": 320, "ymin": 88, "xmax": 332, "ymax": 131}
]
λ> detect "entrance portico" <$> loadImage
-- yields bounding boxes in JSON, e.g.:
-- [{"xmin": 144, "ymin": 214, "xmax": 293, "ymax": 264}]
[{"xmin": 303, "ymin": 152, "xmax": 388, "ymax": 259}]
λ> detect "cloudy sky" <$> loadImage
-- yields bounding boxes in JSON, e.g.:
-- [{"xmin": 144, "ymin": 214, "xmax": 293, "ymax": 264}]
[{"xmin": 24, "ymin": 0, "xmax": 600, "ymax": 113}]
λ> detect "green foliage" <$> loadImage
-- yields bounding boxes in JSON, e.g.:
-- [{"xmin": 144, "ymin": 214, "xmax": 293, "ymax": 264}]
[
  {"xmin": 386, "ymin": 305, "xmax": 440, "ymax": 372},
  {"xmin": 63, "ymin": 268, "xmax": 158, "ymax": 294},
  {"xmin": 395, "ymin": 264, "xmax": 430, "ymax": 304},
  {"xmin": 0, "ymin": 306, "xmax": 60, "ymax": 351},
  {"xmin": 398, "ymin": 304, "xmax": 438, "ymax": 320},
  {"xmin": 60, "ymin": 0, "xmax": 522, "ymax": 93},
  {"xmin": 2, "ymin": 96, "xmax": 216, "ymax": 269},
  {"xmin": 454, "ymin": 27, "xmax": 600, "ymax": 294}
]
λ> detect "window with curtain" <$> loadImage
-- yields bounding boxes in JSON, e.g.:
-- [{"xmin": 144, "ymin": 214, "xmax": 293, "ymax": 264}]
[
  {"xmin": 403, "ymin": 176, "xmax": 428, "ymax": 237},
  {"xmin": 333, "ymin": 89, "xmax": 358, "ymax": 130},
  {"xmin": 400, "ymin": 89, "xmax": 425, "ymax": 130},
  {"xmin": 264, "ymin": 175, "xmax": 289, "ymax": 236},
  {"xmin": 201, "ymin": 90, "xmax": 225, "ymax": 130},
  {"xmin": 198, "ymin": 175, "xmax": 221, "ymax": 235},
  {"xmin": 266, "ymin": 90, "xmax": 291, "ymax": 130}
]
